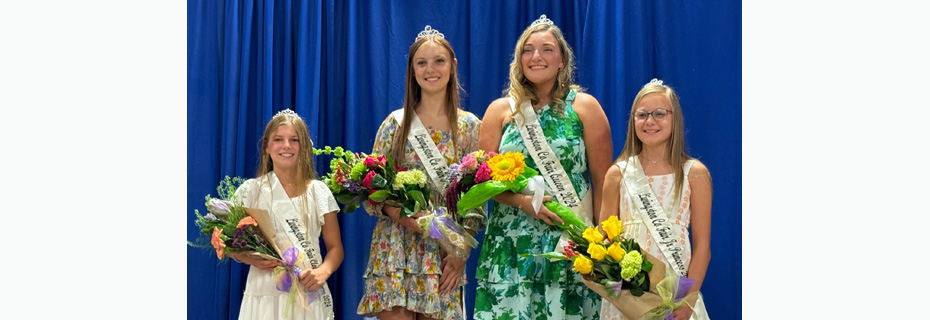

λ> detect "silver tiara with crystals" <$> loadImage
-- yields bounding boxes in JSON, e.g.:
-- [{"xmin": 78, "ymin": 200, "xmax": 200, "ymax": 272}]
[
  {"xmin": 415, "ymin": 25, "xmax": 444, "ymax": 41},
  {"xmin": 530, "ymin": 14, "xmax": 555, "ymax": 27},
  {"xmin": 274, "ymin": 108, "xmax": 298, "ymax": 118},
  {"xmin": 646, "ymin": 78, "xmax": 665, "ymax": 87}
]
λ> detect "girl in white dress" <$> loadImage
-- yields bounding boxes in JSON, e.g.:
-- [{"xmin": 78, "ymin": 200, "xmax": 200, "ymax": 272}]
[
  {"xmin": 228, "ymin": 109, "xmax": 344, "ymax": 320},
  {"xmin": 598, "ymin": 79, "xmax": 712, "ymax": 320}
]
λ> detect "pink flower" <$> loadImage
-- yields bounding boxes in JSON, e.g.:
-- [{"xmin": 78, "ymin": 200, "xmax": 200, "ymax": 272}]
[
  {"xmin": 461, "ymin": 154, "xmax": 478, "ymax": 171},
  {"xmin": 377, "ymin": 155, "xmax": 387, "ymax": 166},
  {"xmin": 474, "ymin": 162, "xmax": 491, "ymax": 183},
  {"xmin": 362, "ymin": 170, "xmax": 377, "ymax": 188},
  {"xmin": 394, "ymin": 162, "xmax": 408, "ymax": 172},
  {"xmin": 364, "ymin": 156, "xmax": 381, "ymax": 169},
  {"xmin": 236, "ymin": 216, "xmax": 258, "ymax": 228}
]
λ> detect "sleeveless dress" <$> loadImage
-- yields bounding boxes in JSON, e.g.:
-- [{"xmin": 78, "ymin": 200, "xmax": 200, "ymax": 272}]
[
  {"xmin": 599, "ymin": 158, "xmax": 710, "ymax": 320},
  {"xmin": 356, "ymin": 110, "xmax": 484, "ymax": 320},
  {"xmin": 474, "ymin": 89, "xmax": 602, "ymax": 320},
  {"xmin": 235, "ymin": 177, "xmax": 340, "ymax": 320}
]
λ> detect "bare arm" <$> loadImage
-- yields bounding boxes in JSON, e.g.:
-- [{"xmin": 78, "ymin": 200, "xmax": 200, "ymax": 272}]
[
  {"xmin": 685, "ymin": 161, "xmax": 712, "ymax": 294},
  {"xmin": 574, "ymin": 93, "xmax": 613, "ymax": 223},
  {"xmin": 300, "ymin": 212, "xmax": 344, "ymax": 291},
  {"xmin": 597, "ymin": 165, "xmax": 622, "ymax": 225}
]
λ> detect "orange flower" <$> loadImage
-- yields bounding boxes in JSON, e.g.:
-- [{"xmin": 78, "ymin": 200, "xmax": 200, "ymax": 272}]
[
  {"xmin": 237, "ymin": 216, "xmax": 258, "ymax": 228},
  {"xmin": 211, "ymin": 227, "xmax": 225, "ymax": 259}
]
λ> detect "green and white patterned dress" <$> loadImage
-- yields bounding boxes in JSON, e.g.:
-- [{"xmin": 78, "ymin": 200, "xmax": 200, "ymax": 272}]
[{"xmin": 474, "ymin": 89, "xmax": 601, "ymax": 320}]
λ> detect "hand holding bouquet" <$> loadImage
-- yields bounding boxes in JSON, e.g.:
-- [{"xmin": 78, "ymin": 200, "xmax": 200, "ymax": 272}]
[
  {"xmin": 447, "ymin": 150, "xmax": 587, "ymax": 231},
  {"xmin": 189, "ymin": 176, "xmax": 281, "ymax": 261},
  {"xmin": 527, "ymin": 216, "xmax": 698, "ymax": 320},
  {"xmin": 189, "ymin": 176, "xmax": 327, "ymax": 315},
  {"xmin": 315, "ymin": 146, "xmax": 477, "ymax": 258}
]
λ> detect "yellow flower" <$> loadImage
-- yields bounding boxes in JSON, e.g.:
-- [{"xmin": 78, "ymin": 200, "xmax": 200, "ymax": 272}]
[
  {"xmin": 431, "ymin": 132, "xmax": 442, "ymax": 144},
  {"xmin": 573, "ymin": 255, "xmax": 593, "ymax": 274},
  {"xmin": 602, "ymin": 215, "xmax": 623, "ymax": 241},
  {"xmin": 582, "ymin": 227, "xmax": 605, "ymax": 244},
  {"xmin": 607, "ymin": 242, "xmax": 626, "ymax": 261},
  {"xmin": 587, "ymin": 243, "xmax": 608, "ymax": 261},
  {"xmin": 486, "ymin": 152, "xmax": 526, "ymax": 182}
]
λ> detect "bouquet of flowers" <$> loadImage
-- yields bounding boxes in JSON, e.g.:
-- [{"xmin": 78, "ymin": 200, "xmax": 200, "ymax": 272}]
[
  {"xmin": 189, "ymin": 176, "xmax": 281, "ymax": 261},
  {"xmin": 446, "ymin": 150, "xmax": 587, "ymax": 232},
  {"xmin": 314, "ymin": 146, "xmax": 477, "ymax": 259},
  {"xmin": 313, "ymin": 146, "xmax": 429, "ymax": 217},
  {"xmin": 189, "ymin": 176, "xmax": 326, "ymax": 315},
  {"xmin": 527, "ymin": 216, "xmax": 698, "ymax": 320}
]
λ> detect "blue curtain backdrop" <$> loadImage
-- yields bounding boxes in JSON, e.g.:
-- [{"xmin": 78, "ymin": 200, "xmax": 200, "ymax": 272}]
[{"xmin": 187, "ymin": 0, "xmax": 742, "ymax": 319}]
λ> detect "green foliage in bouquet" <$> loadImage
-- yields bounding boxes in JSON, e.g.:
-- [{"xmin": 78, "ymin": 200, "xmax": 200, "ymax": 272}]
[
  {"xmin": 314, "ymin": 146, "xmax": 429, "ymax": 217},
  {"xmin": 189, "ymin": 176, "xmax": 281, "ymax": 261}
]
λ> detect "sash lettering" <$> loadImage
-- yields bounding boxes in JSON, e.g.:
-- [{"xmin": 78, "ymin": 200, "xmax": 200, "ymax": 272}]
[
  {"xmin": 392, "ymin": 109, "xmax": 450, "ymax": 190},
  {"xmin": 622, "ymin": 157, "xmax": 691, "ymax": 276}
]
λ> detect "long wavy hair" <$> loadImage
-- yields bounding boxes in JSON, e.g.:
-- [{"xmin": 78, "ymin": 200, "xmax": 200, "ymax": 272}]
[
  {"xmin": 390, "ymin": 34, "xmax": 464, "ymax": 162},
  {"xmin": 256, "ymin": 110, "xmax": 318, "ymax": 193},
  {"xmin": 617, "ymin": 82, "xmax": 691, "ymax": 197},
  {"xmin": 506, "ymin": 22, "xmax": 580, "ymax": 116}
]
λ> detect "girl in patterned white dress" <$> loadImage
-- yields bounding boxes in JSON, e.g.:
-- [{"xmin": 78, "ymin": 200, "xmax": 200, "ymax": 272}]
[{"xmin": 598, "ymin": 79, "xmax": 712, "ymax": 320}]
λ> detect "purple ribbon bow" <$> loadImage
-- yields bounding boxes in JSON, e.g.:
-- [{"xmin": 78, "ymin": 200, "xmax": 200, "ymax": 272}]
[
  {"xmin": 427, "ymin": 207, "xmax": 462, "ymax": 240},
  {"xmin": 275, "ymin": 247, "xmax": 322, "ymax": 305}
]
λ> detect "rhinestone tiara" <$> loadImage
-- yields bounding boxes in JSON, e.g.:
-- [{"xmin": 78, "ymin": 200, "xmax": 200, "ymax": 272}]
[
  {"xmin": 530, "ymin": 14, "xmax": 554, "ymax": 27},
  {"xmin": 415, "ymin": 25, "xmax": 445, "ymax": 41}
]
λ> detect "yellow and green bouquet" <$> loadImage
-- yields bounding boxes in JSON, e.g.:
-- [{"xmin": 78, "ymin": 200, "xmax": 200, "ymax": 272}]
[{"xmin": 532, "ymin": 216, "xmax": 699, "ymax": 320}]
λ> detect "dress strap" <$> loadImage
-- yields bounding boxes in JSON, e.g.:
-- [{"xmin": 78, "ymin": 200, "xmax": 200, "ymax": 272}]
[{"xmin": 683, "ymin": 159, "xmax": 696, "ymax": 176}]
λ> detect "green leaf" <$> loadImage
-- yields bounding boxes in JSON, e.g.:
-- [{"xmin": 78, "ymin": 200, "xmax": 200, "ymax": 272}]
[
  {"xmin": 371, "ymin": 174, "xmax": 387, "ymax": 189},
  {"xmin": 368, "ymin": 190, "xmax": 389, "ymax": 202},
  {"xmin": 409, "ymin": 190, "xmax": 427, "ymax": 207},
  {"xmin": 641, "ymin": 259, "xmax": 653, "ymax": 272},
  {"xmin": 630, "ymin": 285, "xmax": 644, "ymax": 297}
]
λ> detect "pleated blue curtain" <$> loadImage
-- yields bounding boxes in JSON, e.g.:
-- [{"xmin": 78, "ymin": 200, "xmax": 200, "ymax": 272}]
[{"xmin": 188, "ymin": 1, "xmax": 741, "ymax": 319}]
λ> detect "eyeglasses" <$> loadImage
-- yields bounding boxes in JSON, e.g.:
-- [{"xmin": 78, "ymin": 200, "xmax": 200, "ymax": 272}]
[{"xmin": 633, "ymin": 109, "xmax": 673, "ymax": 121}]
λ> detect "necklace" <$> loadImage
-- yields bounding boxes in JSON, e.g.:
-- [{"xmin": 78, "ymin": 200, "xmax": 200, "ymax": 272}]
[{"xmin": 642, "ymin": 156, "xmax": 665, "ymax": 164}]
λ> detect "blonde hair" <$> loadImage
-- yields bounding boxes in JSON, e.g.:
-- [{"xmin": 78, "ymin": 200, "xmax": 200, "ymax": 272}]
[
  {"xmin": 256, "ymin": 110, "xmax": 318, "ymax": 194},
  {"xmin": 390, "ymin": 35, "xmax": 463, "ymax": 162},
  {"xmin": 506, "ymin": 22, "xmax": 579, "ymax": 116},
  {"xmin": 616, "ymin": 82, "xmax": 691, "ymax": 197}
]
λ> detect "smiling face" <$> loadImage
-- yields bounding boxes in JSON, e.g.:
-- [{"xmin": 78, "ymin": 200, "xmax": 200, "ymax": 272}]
[
  {"xmin": 633, "ymin": 93, "xmax": 674, "ymax": 147},
  {"xmin": 412, "ymin": 41, "xmax": 453, "ymax": 96},
  {"xmin": 265, "ymin": 124, "xmax": 300, "ymax": 170},
  {"xmin": 520, "ymin": 30, "xmax": 564, "ymax": 89}
]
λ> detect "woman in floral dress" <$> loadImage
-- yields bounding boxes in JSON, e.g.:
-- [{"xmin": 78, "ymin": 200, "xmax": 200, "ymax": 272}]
[
  {"xmin": 473, "ymin": 15, "xmax": 613, "ymax": 320},
  {"xmin": 356, "ymin": 26, "xmax": 484, "ymax": 320}
]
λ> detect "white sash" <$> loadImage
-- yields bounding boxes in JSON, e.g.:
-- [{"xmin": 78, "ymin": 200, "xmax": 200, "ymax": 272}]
[
  {"xmin": 508, "ymin": 95, "xmax": 594, "ymax": 239},
  {"xmin": 260, "ymin": 172, "xmax": 335, "ymax": 317},
  {"xmin": 392, "ymin": 109, "xmax": 451, "ymax": 191},
  {"xmin": 617, "ymin": 156, "xmax": 691, "ymax": 277}
]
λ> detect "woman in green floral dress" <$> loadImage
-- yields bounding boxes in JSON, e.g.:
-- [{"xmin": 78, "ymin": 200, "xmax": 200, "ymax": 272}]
[{"xmin": 473, "ymin": 15, "xmax": 614, "ymax": 320}]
